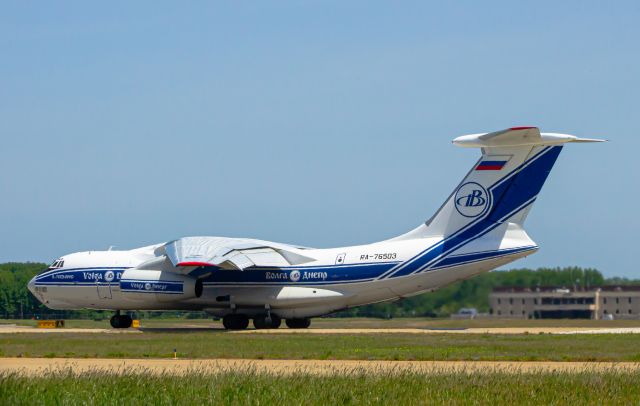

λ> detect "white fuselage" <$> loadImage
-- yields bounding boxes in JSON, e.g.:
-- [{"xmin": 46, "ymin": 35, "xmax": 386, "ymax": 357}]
[{"xmin": 29, "ymin": 224, "xmax": 537, "ymax": 318}]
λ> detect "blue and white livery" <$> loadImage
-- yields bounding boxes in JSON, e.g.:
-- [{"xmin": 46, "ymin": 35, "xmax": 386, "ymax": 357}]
[{"xmin": 28, "ymin": 127, "xmax": 604, "ymax": 329}]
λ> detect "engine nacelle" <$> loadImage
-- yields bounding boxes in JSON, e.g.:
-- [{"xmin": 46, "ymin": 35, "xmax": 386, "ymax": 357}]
[{"xmin": 119, "ymin": 269, "xmax": 203, "ymax": 302}]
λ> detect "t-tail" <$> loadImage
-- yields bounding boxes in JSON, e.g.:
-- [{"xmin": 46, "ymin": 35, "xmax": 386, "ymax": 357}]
[{"xmin": 384, "ymin": 127, "xmax": 604, "ymax": 279}]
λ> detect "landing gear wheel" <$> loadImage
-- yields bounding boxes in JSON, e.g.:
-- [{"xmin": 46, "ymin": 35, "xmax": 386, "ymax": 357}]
[
  {"xmin": 285, "ymin": 318, "xmax": 311, "ymax": 329},
  {"xmin": 110, "ymin": 314, "xmax": 133, "ymax": 329},
  {"xmin": 253, "ymin": 314, "xmax": 281, "ymax": 329},
  {"xmin": 222, "ymin": 314, "xmax": 249, "ymax": 330}
]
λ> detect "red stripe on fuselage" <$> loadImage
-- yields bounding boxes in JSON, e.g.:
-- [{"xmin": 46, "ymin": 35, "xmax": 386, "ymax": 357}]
[{"xmin": 476, "ymin": 165, "xmax": 504, "ymax": 170}]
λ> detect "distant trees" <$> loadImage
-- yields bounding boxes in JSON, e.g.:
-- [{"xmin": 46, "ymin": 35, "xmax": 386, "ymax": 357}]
[
  {"xmin": 1, "ymin": 263, "xmax": 635, "ymax": 319},
  {"xmin": 0, "ymin": 262, "xmax": 48, "ymax": 318}
]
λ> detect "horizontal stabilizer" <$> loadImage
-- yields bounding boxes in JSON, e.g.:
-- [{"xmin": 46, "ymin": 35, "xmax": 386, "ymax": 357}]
[{"xmin": 453, "ymin": 127, "xmax": 606, "ymax": 148}]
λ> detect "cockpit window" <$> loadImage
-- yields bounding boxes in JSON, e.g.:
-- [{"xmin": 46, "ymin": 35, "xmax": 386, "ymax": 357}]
[{"xmin": 49, "ymin": 259, "xmax": 64, "ymax": 269}]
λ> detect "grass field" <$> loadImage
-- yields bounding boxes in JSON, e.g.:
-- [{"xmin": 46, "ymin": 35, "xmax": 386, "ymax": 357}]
[
  {"xmin": 2, "ymin": 369, "xmax": 640, "ymax": 405},
  {"xmin": 2, "ymin": 331, "xmax": 640, "ymax": 361}
]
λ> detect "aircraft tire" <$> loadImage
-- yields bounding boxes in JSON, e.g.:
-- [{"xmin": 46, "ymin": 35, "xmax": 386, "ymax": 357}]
[
  {"xmin": 285, "ymin": 318, "xmax": 311, "ymax": 329},
  {"xmin": 222, "ymin": 314, "xmax": 249, "ymax": 330},
  {"xmin": 110, "ymin": 314, "xmax": 133, "ymax": 329},
  {"xmin": 253, "ymin": 314, "xmax": 281, "ymax": 329}
]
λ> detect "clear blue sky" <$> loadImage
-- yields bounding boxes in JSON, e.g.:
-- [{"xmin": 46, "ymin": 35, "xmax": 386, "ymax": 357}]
[{"xmin": 1, "ymin": 2, "xmax": 638, "ymax": 277}]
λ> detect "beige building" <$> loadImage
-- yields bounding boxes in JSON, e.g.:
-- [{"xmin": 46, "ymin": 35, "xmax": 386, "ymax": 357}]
[{"xmin": 489, "ymin": 286, "xmax": 640, "ymax": 319}]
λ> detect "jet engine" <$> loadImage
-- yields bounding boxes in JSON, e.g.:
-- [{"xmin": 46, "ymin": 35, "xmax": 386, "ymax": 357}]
[{"xmin": 119, "ymin": 269, "xmax": 203, "ymax": 302}]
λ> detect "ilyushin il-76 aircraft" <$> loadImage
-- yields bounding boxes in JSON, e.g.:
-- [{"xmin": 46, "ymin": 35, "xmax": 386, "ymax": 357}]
[{"xmin": 29, "ymin": 127, "xmax": 603, "ymax": 329}]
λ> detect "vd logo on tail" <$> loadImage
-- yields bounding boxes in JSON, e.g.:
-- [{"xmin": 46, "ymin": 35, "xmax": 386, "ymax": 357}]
[{"xmin": 454, "ymin": 182, "xmax": 490, "ymax": 218}]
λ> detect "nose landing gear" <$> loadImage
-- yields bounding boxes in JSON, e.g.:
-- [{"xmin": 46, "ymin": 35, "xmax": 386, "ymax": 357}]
[{"xmin": 110, "ymin": 311, "xmax": 133, "ymax": 329}]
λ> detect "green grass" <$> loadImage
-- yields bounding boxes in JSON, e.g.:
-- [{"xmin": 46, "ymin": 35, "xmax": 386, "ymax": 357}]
[
  {"xmin": 3, "ymin": 332, "xmax": 640, "ymax": 361},
  {"xmin": 2, "ymin": 369, "xmax": 640, "ymax": 405}
]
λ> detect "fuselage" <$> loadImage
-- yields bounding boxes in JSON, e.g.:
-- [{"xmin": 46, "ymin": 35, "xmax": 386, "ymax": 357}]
[{"xmin": 29, "ymin": 227, "xmax": 537, "ymax": 319}]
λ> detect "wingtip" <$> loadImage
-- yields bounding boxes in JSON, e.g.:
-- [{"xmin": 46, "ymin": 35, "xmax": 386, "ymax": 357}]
[{"xmin": 571, "ymin": 137, "xmax": 608, "ymax": 143}]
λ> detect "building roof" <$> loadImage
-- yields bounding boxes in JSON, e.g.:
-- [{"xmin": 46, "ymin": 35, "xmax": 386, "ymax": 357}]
[{"xmin": 492, "ymin": 286, "xmax": 640, "ymax": 293}]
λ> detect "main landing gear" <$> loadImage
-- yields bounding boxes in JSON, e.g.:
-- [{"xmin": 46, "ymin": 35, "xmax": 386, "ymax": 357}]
[
  {"xmin": 222, "ymin": 314, "xmax": 250, "ymax": 330},
  {"xmin": 253, "ymin": 314, "xmax": 281, "ymax": 329},
  {"xmin": 285, "ymin": 318, "xmax": 311, "ymax": 329},
  {"xmin": 110, "ymin": 311, "xmax": 132, "ymax": 329},
  {"xmin": 221, "ymin": 314, "xmax": 311, "ymax": 330}
]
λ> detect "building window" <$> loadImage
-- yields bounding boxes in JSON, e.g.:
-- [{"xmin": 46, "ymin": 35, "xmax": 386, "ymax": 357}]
[
  {"xmin": 534, "ymin": 298, "xmax": 538, "ymax": 305},
  {"xmin": 603, "ymin": 298, "xmax": 607, "ymax": 304},
  {"xmin": 490, "ymin": 308, "xmax": 493, "ymax": 314},
  {"xmin": 616, "ymin": 298, "xmax": 619, "ymax": 304},
  {"xmin": 510, "ymin": 310, "xmax": 513, "ymax": 315},
  {"xmin": 522, "ymin": 299, "xmax": 525, "ymax": 305},
  {"xmin": 616, "ymin": 309, "xmax": 620, "ymax": 314},
  {"xmin": 509, "ymin": 298, "xmax": 513, "ymax": 305},
  {"xmin": 522, "ymin": 310, "xmax": 525, "ymax": 315},
  {"xmin": 497, "ymin": 299, "xmax": 501, "ymax": 305},
  {"xmin": 629, "ymin": 309, "xmax": 633, "ymax": 314},
  {"xmin": 630, "ymin": 298, "xmax": 633, "ymax": 304},
  {"xmin": 498, "ymin": 310, "xmax": 501, "ymax": 315}
]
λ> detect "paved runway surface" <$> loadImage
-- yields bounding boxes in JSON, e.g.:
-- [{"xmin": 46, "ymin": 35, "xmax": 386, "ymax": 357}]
[
  {"xmin": 3, "ymin": 324, "xmax": 640, "ymax": 334},
  {"xmin": 1, "ymin": 358, "xmax": 638, "ymax": 376}
]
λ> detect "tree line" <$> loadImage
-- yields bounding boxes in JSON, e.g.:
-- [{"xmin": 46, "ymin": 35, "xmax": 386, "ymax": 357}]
[{"xmin": 1, "ymin": 262, "xmax": 637, "ymax": 319}]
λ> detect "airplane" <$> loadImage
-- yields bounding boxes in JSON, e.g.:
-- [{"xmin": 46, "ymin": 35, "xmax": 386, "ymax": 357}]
[{"xmin": 28, "ymin": 127, "xmax": 603, "ymax": 329}]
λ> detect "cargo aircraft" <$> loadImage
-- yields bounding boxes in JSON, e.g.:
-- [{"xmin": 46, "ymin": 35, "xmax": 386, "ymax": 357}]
[{"xmin": 29, "ymin": 127, "xmax": 603, "ymax": 329}]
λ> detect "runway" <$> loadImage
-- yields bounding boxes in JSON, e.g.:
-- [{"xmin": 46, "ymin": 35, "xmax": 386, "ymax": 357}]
[
  {"xmin": 1, "ymin": 358, "xmax": 638, "ymax": 376},
  {"xmin": 2, "ymin": 324, "xmax": 640, "ymax": 335}
]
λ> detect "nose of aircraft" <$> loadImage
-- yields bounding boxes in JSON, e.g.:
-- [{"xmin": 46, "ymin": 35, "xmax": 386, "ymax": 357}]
[{"xmin": 27, "ymin": 276, "xmax": 36, "ymax": 295}]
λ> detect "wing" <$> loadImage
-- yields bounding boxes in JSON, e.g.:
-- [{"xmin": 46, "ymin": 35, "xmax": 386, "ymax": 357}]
[{"xmin": 156, "ymin": 236, "xmax": 317, "ymax": 273}]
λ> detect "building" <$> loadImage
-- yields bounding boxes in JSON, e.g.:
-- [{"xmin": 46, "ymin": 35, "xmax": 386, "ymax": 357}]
[{"xmin": 489, "ymin": 286, "xmax": 640, "ymax": 319}]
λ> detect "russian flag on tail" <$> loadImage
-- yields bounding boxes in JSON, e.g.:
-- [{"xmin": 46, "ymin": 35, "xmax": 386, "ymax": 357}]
[{"xmin": 475, "ymin": 156, "xmax": 510, "ymax": 171}]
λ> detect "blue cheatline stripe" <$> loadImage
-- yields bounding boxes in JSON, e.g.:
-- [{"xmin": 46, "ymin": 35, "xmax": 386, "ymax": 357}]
[
  {"xmin": 204, "ymin": 262, "xmax": 398, "ymax": 285},
  {"xmin": 120, "ymin": 280, "xmax": 184, "ymax": 294},
  {"xmin": 250, "ymin": 261, "xmax": 401, "ymax": 270},
  {"xmin": 120, "ymin": 290, "xmax": 184, "ymax": 295},
  {"xmin": 34, "ymin": 282, "xmax": 96, "ymax": 286},
  {"xmin": 430, "ymin": 246, "xmax": 537, "ymax": 270},
  {"xmin": 35, "ymin": 267, "xmax": 129, "ymax": 279},
  {"xmin": 381, "ymin": 145, "xmax": 561, "ymax": 280}
]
